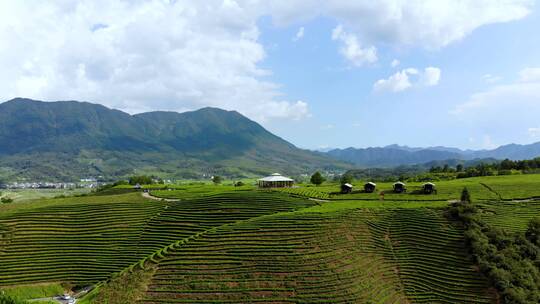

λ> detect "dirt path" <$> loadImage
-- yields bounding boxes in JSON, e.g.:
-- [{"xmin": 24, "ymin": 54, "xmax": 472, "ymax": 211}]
[
  {"xmin": 142, "ymin": 191, "xmax": 180, "ymax": 202},
  {"xmin": 308, "ymin": 197, "xmax": 330, "ymax": 203},
  {"xmin": 28, "ymin": 297, "xmax": 63, "ymax": 303}
]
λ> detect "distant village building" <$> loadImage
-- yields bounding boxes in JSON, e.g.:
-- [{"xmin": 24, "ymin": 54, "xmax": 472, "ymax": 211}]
[
  {"xmin": 257, "ymin": 173, "xmax": 294, "ymax": 188},
  {"xmin": 422, "ymin": 182, "xmax": 437, "ymax": 194},
  {"xmin": 341, "ymin": 183, "xmax": 353, "ymax": 194},
  {"xmin": 133, "ymin": 183, "xmax": 142, "ymax": 190},
  {"xmin": 364, "ymin": 182, "xmax": 377, "ymax": 193},
  {"xmin": 393, "ymin": 181, "xmax": 407, "ymax": 193}
]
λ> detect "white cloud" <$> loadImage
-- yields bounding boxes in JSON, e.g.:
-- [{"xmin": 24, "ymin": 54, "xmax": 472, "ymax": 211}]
[
  {"xmin": 331, "ymin": 25, "xmax": 377, "ymax": 67},
  {"xmin": 452, "ymin": 67, "xmax": 540, "ymax": 115},
  {"xmin": 293, "ymin": 26, "xmax": 304, "ymax": 41},
  {"xmin": 373, "ymin": 67, "xmax": 440, "ymax": 93},
  {"xmin": 482, "ymin": 74, "xmax": 502, "ymax": 83},
  {"xmin": 528, "ymin": 127, "xmax": 540, "ymax": 138},
  {"xmin": 421, "ymin": 67, "xmax": 441, "ymax": 86},
  {"xmin": 267, "ymin": 1, "xmax": 532, "ymax": 48},
  {"xmin": 0, "ymin": 0, "xmax": 532, "ymax": 121},
  {"xmin": 519, "ymin": 67, "xmax": 540, "ymax": 82},
  {"xmin": 0, "ymin": 0, "xmax": 310, "ymax": 122},
  {"xmin": 391, "ymin": 59, "xmax": 400, "ymax": 68},
  {"xmin": 251, "ymin": 100, "xmax": 310, "ymax": 122}
]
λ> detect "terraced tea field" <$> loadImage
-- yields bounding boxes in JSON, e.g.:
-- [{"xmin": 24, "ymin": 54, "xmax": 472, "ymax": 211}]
[
  {"xmin": 0, "ymin": 192, "xmax": 314, "ymax": 288},
  {"xmin": 136, "ymin": 207, "xmax": 491, "ymax": 304},
  {"xmin": 0, "ymin": 174, "xmax": 539, "ymax": 303}
]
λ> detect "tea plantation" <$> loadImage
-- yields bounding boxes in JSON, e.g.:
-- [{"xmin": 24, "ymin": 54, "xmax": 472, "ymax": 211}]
[{"xmin": 0, "ymin": 174, "xmax": 539, "ymax": 303}]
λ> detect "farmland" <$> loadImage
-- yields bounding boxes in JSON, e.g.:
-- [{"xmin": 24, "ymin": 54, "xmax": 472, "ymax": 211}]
[{"xmin": 0, "ymin": 174, "xmax": 539, "ymax": 303}]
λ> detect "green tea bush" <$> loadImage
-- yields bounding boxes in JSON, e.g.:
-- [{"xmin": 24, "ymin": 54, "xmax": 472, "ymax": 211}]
[
  {"xmin": 449, "ymin": 194, "xmax": 540, "ymax": 303},
  {"xmin": 0, "ymin": 294, "xmax": 25, "ymax": 304}
]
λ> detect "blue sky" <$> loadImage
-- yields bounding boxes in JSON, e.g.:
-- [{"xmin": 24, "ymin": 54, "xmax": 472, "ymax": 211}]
[
  {"xmin": 1, "ymin": 1, "xmax": 539, "ymax": 151},
  {"xmin": 260, "ymin": 7, "xmax": 540, "ymax": 150}
]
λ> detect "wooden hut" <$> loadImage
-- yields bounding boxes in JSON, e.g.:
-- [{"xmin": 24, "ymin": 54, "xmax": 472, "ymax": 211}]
[
  {"xmin": 422, "ymin": 182, "xmax": 437, "ymax": 194},
  {"xmin": 341, "ymin": 183, "xmax": 353, "ymax": 194},
  {"xmin": 257, "ymin": 173, "xmax": 294, "ymax": 188},
  {"xmin": 393, "ymin": 181, "xmax": 406, "ymax": 193},
  {"xmin": 364, "ymin": 182, "xmax": 377, "ymax": 193}
]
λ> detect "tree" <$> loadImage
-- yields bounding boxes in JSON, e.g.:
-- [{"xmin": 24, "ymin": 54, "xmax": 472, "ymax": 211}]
[
  {"xmin": 310, "ymin": 171, "xmax": 325, "ymax": 186},
  {"xmin": 212, "ymin": 175, "xmax": 222, "ymax": 185},
  {"xmin": 340, "ymin": 173, "xmax": 354, "ymax": 185},
  {"xmin": 456, "ymin": 164, "xmax": 464, "ymax": 172},
  {"xmin": 128, "ymin": 175, "xmax": 153, "ymax": 185},
  {"xmin": 460, "ymin": 187, "xmax": 471, "ymax": 203},
  {"xmin": 525, "ymin": 217, "xmax": 540, "ymax": 245}
]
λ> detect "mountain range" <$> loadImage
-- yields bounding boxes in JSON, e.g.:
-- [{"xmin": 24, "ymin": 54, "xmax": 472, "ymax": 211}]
[
  {"xmin": 0, "ymin": 98, "xmax": 348, "ymax": 181},
  {"xmin": 325, "ymin": 143, "xmax": 540, "ymax": 167},
  {"xmin": 1, "ymin": 98, "xmax": 540, "ymax": 182}
]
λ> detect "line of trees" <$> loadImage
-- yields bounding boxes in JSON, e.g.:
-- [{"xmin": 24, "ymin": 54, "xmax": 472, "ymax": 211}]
[
  {"xmin": 430, "ymin": 157, "xmax": 540, "ymax": 179},
  {"xmin": 448, "ymin": 189, "xmax": 540, "ymax": 303}
]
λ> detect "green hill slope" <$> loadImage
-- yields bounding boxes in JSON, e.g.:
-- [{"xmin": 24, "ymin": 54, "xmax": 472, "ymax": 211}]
[{"xmin": 0, "ymin": 98, "xmax": 349, "ymax": 181}]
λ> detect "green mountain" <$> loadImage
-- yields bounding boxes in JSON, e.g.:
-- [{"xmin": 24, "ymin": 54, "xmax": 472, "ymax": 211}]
[{"xmin": 0, "ymin": 98, "xmax": 349, "ymax": 181}]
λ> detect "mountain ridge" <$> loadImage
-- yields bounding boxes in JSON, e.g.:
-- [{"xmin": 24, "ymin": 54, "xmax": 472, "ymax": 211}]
[
  {"xmin": 325, "ymin": 142, "xmax": 540, "ymax": 167},
  {"xmin": 0, "ymin": 98, "xmax": 349, "ymax": 181}
]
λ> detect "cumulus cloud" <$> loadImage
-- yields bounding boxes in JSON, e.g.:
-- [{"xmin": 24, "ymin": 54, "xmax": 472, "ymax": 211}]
[
  {"xmin": 373, "ymin": 67, "xmax": 440, "ymax": 92},
  {"xmin": 0, "ymin": 0, "xmax": 309, "ymax": 122},
  {"xmin": 331, "ymin": 25, "xmax": 377, "ymax": 66},
  {"xmin": 293, "ymin": 26, "xmax": 304, "ymax": 41},
  {"xmin": 391, "ymin": 59, "xmax": 400, "ymax": 68},
  {"xmin": 0, "ymin": 0, "xmax": 532, "ymax": 122}
]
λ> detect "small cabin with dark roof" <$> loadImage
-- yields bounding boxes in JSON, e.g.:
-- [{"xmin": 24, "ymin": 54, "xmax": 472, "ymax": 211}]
[
  {"xmin": 422, "ymin": 182, "xmax": 437, "ymax": 194},
  {"xmin": 364, "ymin": 182, "xmax": 376, "ymax": 193},
  {"xmin": 341, "ymin": 183, "xmax": 353, "ymax": 194},
  {"xmin": 393, "ymin": 181, "xmax": 406, "ymax": 193}
]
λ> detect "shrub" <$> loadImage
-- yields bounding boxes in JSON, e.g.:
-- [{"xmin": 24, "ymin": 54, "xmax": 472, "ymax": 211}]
[
  {"xmin": 0, "ymin": 197, "xmax": 13, "ymax": 204},
  {"xmin": 460, "ymin": 187, "xmax": 471, "ymax": 203}
]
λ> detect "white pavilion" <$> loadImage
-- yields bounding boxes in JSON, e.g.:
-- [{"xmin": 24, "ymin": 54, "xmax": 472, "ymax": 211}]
[{"xmin": 257, "ymin": 173, "xmax": 294, "ymax": 188}]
